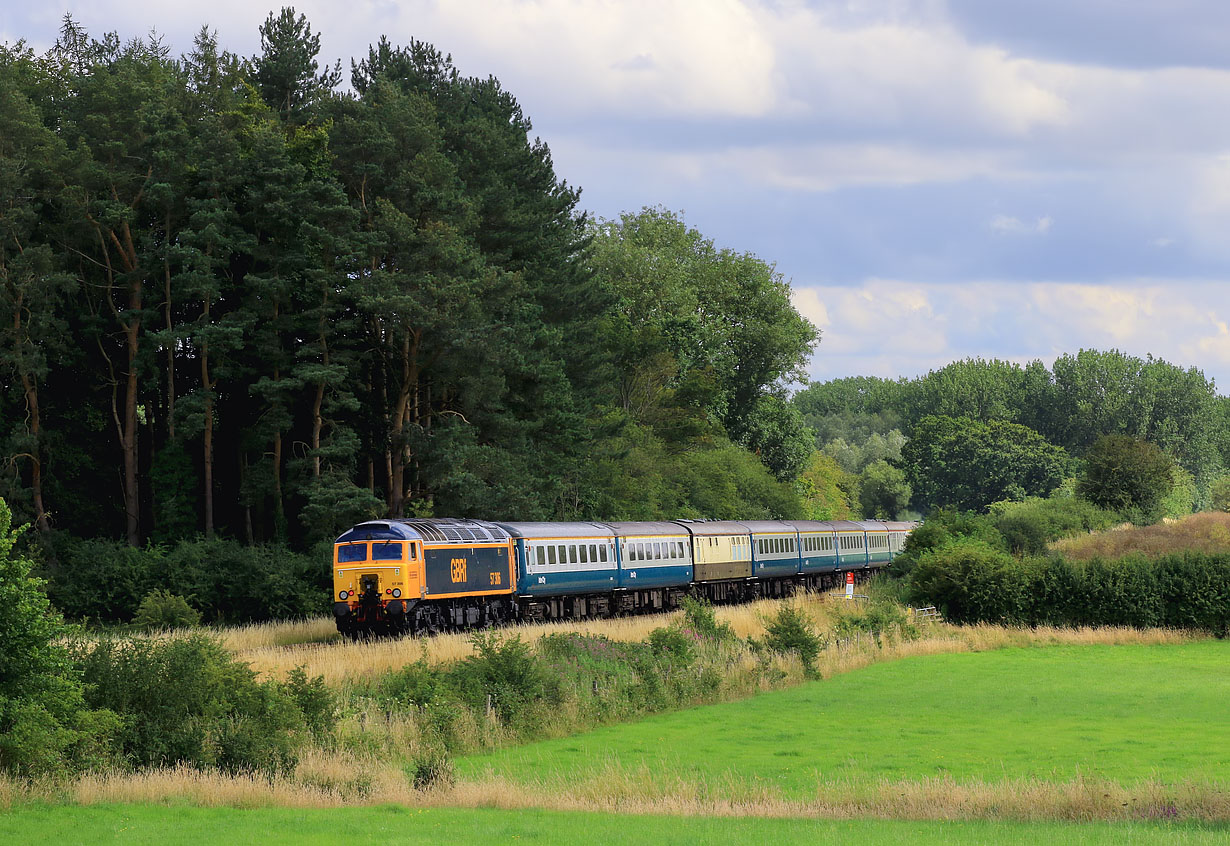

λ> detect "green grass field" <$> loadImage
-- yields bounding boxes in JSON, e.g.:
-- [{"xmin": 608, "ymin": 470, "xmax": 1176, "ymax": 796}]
[
  {"xmin": 458, "ymin": 642, "xmax": 1230, "ymax": 795},
  {"xmin": 1, "ymin": 805, "xmax": 1225, "ymax": 846}
]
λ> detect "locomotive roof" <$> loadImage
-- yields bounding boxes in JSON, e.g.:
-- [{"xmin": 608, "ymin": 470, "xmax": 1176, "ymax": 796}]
[
  {"xmin": 670, "ymin": 519, "xmax": 752, "ymax": 536},
  {"xmin": 335, "ymin": 518, "xmax": 509, "ymax": 544},
  {"xmin": 601, "ymin": 521, "xmax": 690, "ymax": 537},
  {"xmin": 495, "ymin": 521, "xmax": 613, "ymax": 539}
]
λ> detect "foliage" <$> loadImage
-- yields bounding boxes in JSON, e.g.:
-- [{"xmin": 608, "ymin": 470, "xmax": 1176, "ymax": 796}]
[
  {"xmin": 858, "ymin": 459, "xmax": 912, "ymax": 520},
  {"xmin": 901, "ymin": 415, "xmax": 1069, "ymax": 512},
  {"xmin": 1210, "ymin": 475, "xmax": 1230, "ymax": 512},
  {"xmin": 409, "ymin": 747, "xmax": 455, "ymax": 790},
  {"xmin": 1077, "ymin": 435, "xmax": 1175, "ymax": 523},
  {"xmin": 131, "ymin": 590, "xmax": 201, "ymax": 630},
  {"xmin": 907, "ymin": 543, "xmax": 1230, "ymax": 635},
  {"xmin": 74, "ymin": 633, "xmax": 319, "ymax": 773},
  {"xmin": 44, "ymin": 535, "xmax": 326, "ymax": 624},
  {"xmin": 0, "ymin": 499, "xmax": 116, "ymax": 776},
  {"xmin": 794, "ymin": 452, "xmax": 856, "ymax": 521},
  {"xmin": 907, "ymin": 538, "xmax": 1031, "ymax": 624},
  {"xmin": 678, "ymin": 595, "xmax": 737, "ymax": 644},
  {"xmin": 987, "ymin": 496, "xmax": 1120, "ymax": 556},
  {"xmin": 759, "ymin": 605, "xmax": 824, "ymax": 676},
  {"xmin": 451, "ymin": 632, "xmax": 554, "ymax": 724},
  {"xmin": 793, "ymin": 351, "xmax": 1229, "ymax": 514}
]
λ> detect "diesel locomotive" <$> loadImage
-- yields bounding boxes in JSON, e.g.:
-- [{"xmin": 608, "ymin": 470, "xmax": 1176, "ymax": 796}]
[{"xmin": 332, "ymin": 517, "xmax": 914, "ymax": 637}]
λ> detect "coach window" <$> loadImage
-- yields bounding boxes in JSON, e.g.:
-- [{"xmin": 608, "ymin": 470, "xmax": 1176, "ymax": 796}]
[
  {"xmin": 600, "ymin": 544, "xmax": 608, "ymax": 563},
  {"xmin": 536, "ymin": 547, "xmax": 545, "ymax": 567},
  {"xmin": 547, "ymin": 546, "xmax": 557, "ymax": 566},
  {"xmin": 579, "ymin": 544, "xmax": 588, "ymax": 564}
]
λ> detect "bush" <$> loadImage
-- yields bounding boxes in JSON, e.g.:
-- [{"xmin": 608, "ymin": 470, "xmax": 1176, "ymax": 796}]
[
  {"xmin": 409, "ymin": 747, "xmax": 455, "ymax": 790},
  {"xmin": 74, "ymin": 633, "xmax": 314, "ymax": 773},
  {"xmin": 907, "ymin": 538, "xmax": 1030, "ymax": 624},
  {"xmin": 0, "ymin": 499, "xmax": 117, "ymax": 777},
  {"xmin": 907, "ymin": 539, "xmax": 1230, "ymax": 635},
  {"xmin": 1077, "ymin": 435, "xmax": 1174, "ymax": 523},
  {"xmin": 760, "ymin": 605, "xmax": 824, "ymax": 677},
  {"xmin": 44, "ymin": 535, "xmax": 328, "ymax": 624},
  {"xmin": 989, "ymin": 496, "xmax": 1119, "ymax": 555},
  {"xmin": 450, "ymin": 632, "xmax": 554, "ymax": 724},
  {"xmin": 132, "ymin": 590, "xmax": 201, "ymax": 630},
  {"xmin": 678, "ymin": 595, "xmax": 736, "ymax": 643}
]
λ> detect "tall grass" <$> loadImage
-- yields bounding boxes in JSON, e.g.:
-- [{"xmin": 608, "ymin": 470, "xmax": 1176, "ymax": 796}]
[
  {"xmin": 51, "ymin": 764, "xmax": 1230, "ymax": 822},
  {"xmin": 236, "ymin": 595, "xmax": 850, "ymax": 684},
  {"xmin": 1052, "ymin": 511, "xmax": 1230, "ymax": 561}
]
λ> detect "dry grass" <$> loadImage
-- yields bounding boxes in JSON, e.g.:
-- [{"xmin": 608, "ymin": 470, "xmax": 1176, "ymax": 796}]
[
  {"xmin": 1052, "ymin": 511, "xmax": 1230, "ymax": 562},
  {"xmin": 53, "ymin": 762, "xmax": 1230, "ymax": 823},
  {"xmin": 236, "ymin": 594, "xmax": 848, "ymax": 684},
  {"xmin": 231, "ymin": 595, "xmax": 1194, "ymax": 686}
]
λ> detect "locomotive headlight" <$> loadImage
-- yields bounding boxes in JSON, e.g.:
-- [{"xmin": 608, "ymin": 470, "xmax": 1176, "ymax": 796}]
[
  {"xmin": 393, "ymin": 588, "xmax": 401, "ymax": 598},
  {"xmin": 338, "ymin": 590, "xmax": 349, "ymax": 600}
]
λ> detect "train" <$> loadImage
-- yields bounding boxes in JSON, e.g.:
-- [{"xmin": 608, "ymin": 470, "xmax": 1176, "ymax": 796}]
[{"xmin": 331, "ymin": 518, "xmax": 915, "ymax": 637}]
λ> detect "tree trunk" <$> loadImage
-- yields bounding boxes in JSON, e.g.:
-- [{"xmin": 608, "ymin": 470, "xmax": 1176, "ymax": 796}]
[{"xmin": 200, "ymin": 299, "xmax": 214, "ymax": 539}]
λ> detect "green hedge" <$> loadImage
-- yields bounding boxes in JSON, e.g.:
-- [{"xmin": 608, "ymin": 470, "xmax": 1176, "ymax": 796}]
[
  {"xmin": 908, "ymin": 539, "xmax": 1230, "ymax": 635},
  {"xmin": 43, "ymin": 535, "xmax": 328, "ymax": 624}
]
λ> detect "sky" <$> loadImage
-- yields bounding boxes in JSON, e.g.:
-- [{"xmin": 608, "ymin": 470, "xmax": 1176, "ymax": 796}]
[{"xmin": 4, "ymin": 0, "xmax": 1230, "ymax": 391}]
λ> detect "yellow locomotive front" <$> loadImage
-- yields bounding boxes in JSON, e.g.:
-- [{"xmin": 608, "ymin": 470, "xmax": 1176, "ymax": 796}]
[{"xmin": 333, "ymin": 523, "xmax": 424, "ymax": 636}]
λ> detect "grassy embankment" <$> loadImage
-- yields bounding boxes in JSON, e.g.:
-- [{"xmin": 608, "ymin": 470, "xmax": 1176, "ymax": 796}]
[
  {"xmin": 2, "ymin": 805, "xmax": 1225, "ymax": 846},
  {"xmin": 1052, "ymin": 511, "xmax": 1230, "ymax": 561}
]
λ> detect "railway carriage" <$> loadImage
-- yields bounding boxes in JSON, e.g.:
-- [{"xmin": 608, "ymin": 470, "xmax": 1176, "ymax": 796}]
[
  {"xmin": 674, "ymin": 520, "xmax": 753, "ymax": 603},
  {"xmin": 782, "ymin": 520, "xmax": 842, "ymax": 590},
  {"xmin": 606, "ymin": 521, "xmax": 694, "ymax": 614},
  {"xmin": 743, "ymin": 520, "xmax": 803, "ymax": 583},
  {"xmin": 497, "ymin": 521, "xmax": 618, "ymax": 621}
]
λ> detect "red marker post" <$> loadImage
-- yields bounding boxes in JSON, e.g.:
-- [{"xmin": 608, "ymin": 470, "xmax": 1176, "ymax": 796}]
[{"xmin": 845, "ymin": 571, "xmax": 854, "ymax": 600}]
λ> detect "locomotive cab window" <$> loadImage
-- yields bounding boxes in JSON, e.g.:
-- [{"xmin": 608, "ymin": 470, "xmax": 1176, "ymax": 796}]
[
  {"xmin": 372, "ymin": 542, "xmax": 403, "ymax": 561},
  {"xmin": 338, "ymin": 543, "xmax": 367, "ymax": 563}
]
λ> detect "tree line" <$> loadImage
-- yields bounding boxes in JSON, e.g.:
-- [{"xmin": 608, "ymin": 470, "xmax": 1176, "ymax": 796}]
[
  {"xmin": 793, "ymin": 352, "xmax": 1230, "ymax": 521},
  {"xmin": 0, "ymin": 11, "xmax": 816, "ymax": 550}
]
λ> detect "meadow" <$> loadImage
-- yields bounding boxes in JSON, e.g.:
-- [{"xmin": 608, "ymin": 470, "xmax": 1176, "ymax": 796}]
[
  {"xmin": 1, "ymin": 804, "xmax": 1226, "ymax": 846},
  {"xmin": 447, "ymin": 642, "xmax": 1230, "ymax": 819}
]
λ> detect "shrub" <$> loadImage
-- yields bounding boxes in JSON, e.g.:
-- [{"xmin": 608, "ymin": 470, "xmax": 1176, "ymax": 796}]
[
  {"xmin": 679, "ymin": 595, "xmax": 736, "ymax": 643},
  {"xmin": 44, "ymin": 536, "xmax": 327, "ymax": 624},
  {"xmin": 284, "ymin": 666, "xmax": 336, "ymax": 737},
  {"xmin": 0, "ymin": 500, "xmax": 117, "ymax": 777},
  {"xmin": 1077, "ymin": 435, "xmax": 1174, "ymax": 523},
  {"xmin": 648, "ymin": 625, "xmax": 695, "ymax": 666},
  {"xmin": 449, "ymin": 631, "xmax": 554, "ymax": 724},
  {"xmin": 132, "ymin": 590, "xmax": 201, "ymax": 630},
  {"xmin": 74, "ymin": 633, "xmax": 311, "ymax": 773},
  {"xmin": 374, "ymin": 656, "xmax": 446, "ymax": 709},
  {"xmin": 907, "ymin": 538, "xmax": 1030, "ymax": 624},
  {"xmin": 409, "ymin": 747, "xmax": 455, "ymax": 790},
  {"xmin": 761, "ymin": 605, "xmax": 824, "ymax": 677}
]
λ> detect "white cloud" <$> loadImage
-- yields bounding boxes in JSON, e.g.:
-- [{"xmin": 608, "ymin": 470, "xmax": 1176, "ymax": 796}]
[
  {"xmin": 989, "ymin": 214, "xmax": 1053, "ymax": 234},
  {"xmin": 799, "ymin": 279, "xmax": 1230, "ymax": 387}
]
